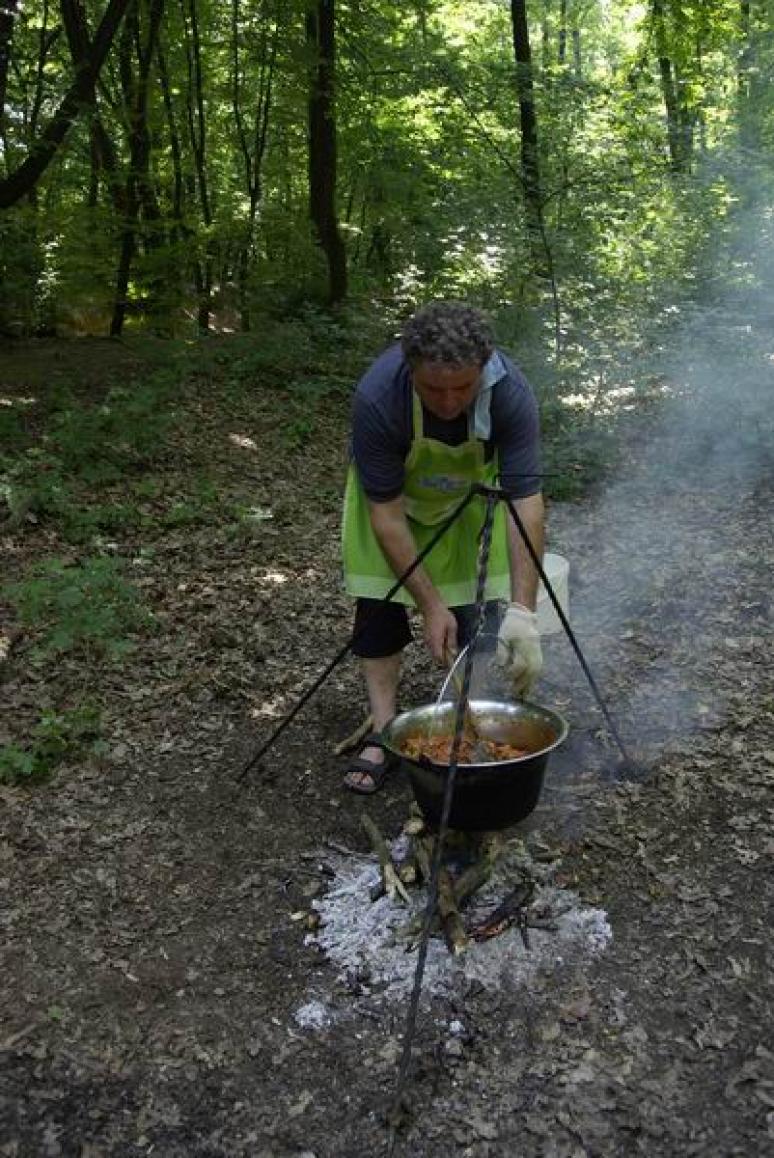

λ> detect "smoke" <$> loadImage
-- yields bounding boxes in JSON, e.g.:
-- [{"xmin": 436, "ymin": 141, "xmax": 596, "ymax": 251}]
[
  {"xmin": 650, "ymin": 208, "xmax": 774, "ymax": 493},
  {"xmin": 541, "ymin": 194, "xmax": 774, "ymax": 769}
]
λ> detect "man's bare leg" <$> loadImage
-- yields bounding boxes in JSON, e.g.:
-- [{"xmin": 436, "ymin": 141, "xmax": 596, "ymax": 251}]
[{"xmin": 346, "ymin": 652, "xmax": 401, "ymax": 790}]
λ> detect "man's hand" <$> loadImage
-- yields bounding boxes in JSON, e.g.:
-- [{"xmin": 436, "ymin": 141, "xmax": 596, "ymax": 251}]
[
  {"xmin": 497, "ymin": 603, "xmax": 542, "ymax": 697},
  {"xmin": 421, "ymin": 602, "xmax": 458, "ymax": 664}
]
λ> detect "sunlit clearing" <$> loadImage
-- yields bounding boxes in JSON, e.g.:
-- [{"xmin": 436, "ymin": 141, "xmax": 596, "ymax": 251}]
[
  {"xmin": 250, "ymin": 695, "xmax": 289, "ymax": 720},
  {"xmin": 1, "ymin": 395, "xmax": 37, "ymax": 407},
  {"xmin": 561, "ymin": 393, "xmax": 596, "ymax": 410},
  {"xmin": 229, "ymin": 432, "xmax": 258, "ymax": 451},
  {"xmin": 262, "ymin": 570, "xmax": 288, "ymax": 585},
  {"xmin": 241, "ymin": 506, "xmax": 273, "ymax": 523}
]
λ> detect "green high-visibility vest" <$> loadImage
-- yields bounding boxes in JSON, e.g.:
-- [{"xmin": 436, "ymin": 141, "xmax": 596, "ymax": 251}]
[{"xmin": 341, "ymin": 390, "xmax": 510, "ymax": 607}]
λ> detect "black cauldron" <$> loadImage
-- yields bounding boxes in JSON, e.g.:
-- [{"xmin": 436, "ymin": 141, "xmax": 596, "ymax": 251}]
[{"xmin": 380, "ymin": 699, "xmax": 568, "ymax": 833}]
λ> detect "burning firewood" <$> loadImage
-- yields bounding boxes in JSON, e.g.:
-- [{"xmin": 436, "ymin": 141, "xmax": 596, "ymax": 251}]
[
  {"xmin": 400, "ymin": 828, "xmax": 505, "ymax": 952},
  {"xmin": 358, "ymin": 802, "xmax": 536, "ymax": 956},
  {"xmin": 360, "ymin": 813, "xmax": 410, "ymax": 904},
  {"xmin": 437, "ymin": 865, "xmax": 469, "ymax": 955},
  {"xmin": 469, "ymin": 878, "xmax": 536, "ymax": 944},
  {"xmin": 450, "ymin": 836, "xmax": 502, "ymax": 903}
]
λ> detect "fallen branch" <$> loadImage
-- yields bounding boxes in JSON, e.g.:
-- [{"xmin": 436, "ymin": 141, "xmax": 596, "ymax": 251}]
[
  {"xmin": 333, "ymin": 714, "xmax": 373, "ymax": 756},
  {"xmin": 437, "ymin": 865, "xmax": 469, "ymax": 955},
  {"xmin": 401, "ymin": 830, "xmax": 505, "ymax": 948},
  {"xmin": 361, "ymin": 813, "xmax": 410, "ymax": 904},
  {"xmin": 322, "ymin": 838, "xmax": 361, "ymax": 858}
]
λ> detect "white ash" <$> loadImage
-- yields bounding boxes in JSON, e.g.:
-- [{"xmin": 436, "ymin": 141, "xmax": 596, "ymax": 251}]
[
  {"xmin": 306, "ymin": 843, "xmax": 611, "ymax": 1002},
  {"xmin": 293, "ymin": 999, "xmax": 335, "ymax": 1030}
]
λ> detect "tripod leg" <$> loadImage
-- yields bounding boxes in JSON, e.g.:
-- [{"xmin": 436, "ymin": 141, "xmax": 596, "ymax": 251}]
[
  {"xmin": 237, "ymin": 487, "xmax": 480, "ymax": 782},
  {"xmin": 501, "ymin": 492, "xmax": 635, "ymax": 769}
]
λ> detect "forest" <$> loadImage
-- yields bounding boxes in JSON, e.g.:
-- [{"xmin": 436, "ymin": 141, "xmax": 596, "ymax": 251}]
[
  {"xmin": 1, "ymin": 3, "xmax": 774, "ymax": 1155},
  {"xmin": 1, "ymin": 0, "xmax": 772, "ymax": 345}
]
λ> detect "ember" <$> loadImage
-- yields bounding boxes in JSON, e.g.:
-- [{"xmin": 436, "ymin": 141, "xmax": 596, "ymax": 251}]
[
  {"xmin": 360, "ymin": 807, "xmax": 542, "ymax": 956},
  {"xmin": 308, "ymin": 829, "xmax": 613, "ymax": 1001},
  {"xmin": 401, "ymin": 733, "xmax": 530, "ymax": 765}
]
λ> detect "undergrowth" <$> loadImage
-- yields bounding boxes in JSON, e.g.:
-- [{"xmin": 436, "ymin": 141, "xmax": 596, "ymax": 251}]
[
  {"xmin": 4, "ymin": 556, "xmax": 154, "ymax": 660},
  {"xmin": 0, "ymin": 704, "xmax": 102, "ymax": 784}
]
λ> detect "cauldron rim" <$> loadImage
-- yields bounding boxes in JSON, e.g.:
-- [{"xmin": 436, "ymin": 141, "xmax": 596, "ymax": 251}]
[
  {"xmin": 380, "ymin": 698, "xmax": 568, "ymax": 832},
  {"xmin": 380, "ymin": 697, "xmax": 569, "ymax": 770}
]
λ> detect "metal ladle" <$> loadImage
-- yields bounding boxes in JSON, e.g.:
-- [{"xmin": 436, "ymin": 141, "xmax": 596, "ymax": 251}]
[{"xmin": 439, "ymin": 639, "xmax": 510, "ymax": 761}]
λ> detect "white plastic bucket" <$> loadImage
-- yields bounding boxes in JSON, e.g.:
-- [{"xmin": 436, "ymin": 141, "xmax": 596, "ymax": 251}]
[{"xmin": 536, "ymin": 552, "xmax": 570, "ymax": 635}]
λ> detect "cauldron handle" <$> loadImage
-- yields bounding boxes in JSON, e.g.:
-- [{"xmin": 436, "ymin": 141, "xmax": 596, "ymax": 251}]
[{"xmin": 436, "ymin": 634, "xmax": 509, "ymax": 704}]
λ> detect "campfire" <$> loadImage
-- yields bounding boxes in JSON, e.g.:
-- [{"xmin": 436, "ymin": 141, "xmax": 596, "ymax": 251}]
[
  {"xmin": 304, "ymin": 815, "xmax": 612, "ymax": 1008},
  {"xmin": 301, "ymin": 714, "xmax": 611, "ymax": 1004},
  {"xmin": 360, "ymin": 806, "xmax": 556, "ymax": 957}
]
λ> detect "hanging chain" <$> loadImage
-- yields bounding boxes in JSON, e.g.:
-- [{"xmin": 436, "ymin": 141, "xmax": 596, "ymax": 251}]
[{"xmin": 386, "ymin": 488, "xmax": 499, "ymax": 1155}]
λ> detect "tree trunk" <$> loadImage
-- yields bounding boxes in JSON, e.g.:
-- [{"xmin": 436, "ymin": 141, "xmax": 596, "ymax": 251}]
[
  {"xmin": 231, "ymin": 0, "xmax": 278, "ymax": 330},
  {"xmin": 111, "ymin": 6, "xmax": 140, "ymax": 337},
  {"xmin": 739, "ymin": 0, "xmax": 751, "ymax": 97},
  {"xmin": 110, "ymin": 0, "xmax": 165, "ymax": 336},
  {"xmin": 510, "ymin": 0, "xmax": 543, "ymax": 254},
  {"xmin": 510, "ymin": 0, "xmax": 562, "ymax": 358},
  {"xmin": 652, "ymin": 0, "xmax": 683, "ymax": 169},
  {"xmin": 737, "ymin": 0, "xmax": 758, "ymax": 148},
  {"xmin": 157, "ymin": 36, "xmax": 184, "ymax": 229},
  {"xmin": 0, "ymin": 0, "xmax": 18, "ymax": 129},
  {"xmin": 572, "ymin": 28, "xmax": 581, "ymax": 78},
  {"xmin": 558, "ymin": 0, "xmax": 567, "ymax": 65},
  {"xmin": 182, "ymin": 0, "xmax": 214, "ymax": 333},
  {"xmin": 0, "ymin": 0, "xmax": 132, "ymax": 208},
  {"xmin": 133, "ymin": 0, "xmax": 165, "ymax": 239},
  {"xmin": 306, "ymin": 0, "xmax": 347, "ymax": 305},
  {"xmin": 29, "ymin": 2, "xmax": 57, "ymax": 145},
  {"xmin": 61, "ymin": 0, "xmax": 126, "ymax": 214}
]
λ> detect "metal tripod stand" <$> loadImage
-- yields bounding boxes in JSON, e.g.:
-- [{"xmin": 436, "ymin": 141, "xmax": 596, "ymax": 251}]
[{"xmin": 238, "ymin": 481, "xmax": 632, "ymax": 783}]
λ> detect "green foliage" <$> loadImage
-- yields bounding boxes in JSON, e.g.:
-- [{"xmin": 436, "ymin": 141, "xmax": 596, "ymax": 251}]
[
  {"xmin": 0, "ymin": 368, "xmax": 176, "ymax": 536},
  {"xmin": 276, "ymin": 373, "xmax": 351, "ymax": 450},
  {"xmin": 0, "ymin": 406, "xmax": 24, "ymax": 448},
  {"xmin": 1, "ymin": 0, "xmax": 771, "ymax": 503},
  {"xmin": 0, "ymin": 453, "xmax": 73, "ymax": 524},
  {"xmin": 280, "ymin": 413, "xmax": 316, "ymax": 450},
  {"xmin": 0, "ymin": 705, "xmax": 102, "ymax": 784},
  {"xmin": 161, "ymin": 475, "xmax": 221, "ymax": 527},
  {"xmin": 3, "ymin": 0, "xmax": 765, "ymax": 363},
  {"xmin": 46, "ymin": 379, "xmax": 175, "ymax": 482},
  {"xmin": 4, "ymin": 557, "xmax": 154, "ymax": 660},
  {"xmin": 59, "ymin": 502, "xmax": 142, "ymax": 543},
  {"xmin": 536, "ymin": 389, "xmax": 618, "ymax": 501}
]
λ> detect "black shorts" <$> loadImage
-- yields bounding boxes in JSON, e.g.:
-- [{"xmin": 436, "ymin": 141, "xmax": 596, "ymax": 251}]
[{"xmin": 351, "ymin": 598, "xmax": 503, "ymax": 659}]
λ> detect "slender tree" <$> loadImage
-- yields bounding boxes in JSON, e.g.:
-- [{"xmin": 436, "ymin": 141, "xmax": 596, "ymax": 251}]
[
  {"xmin": 61, "ymin": 0, "xmax": 125, "ymax": 213},
  {"xmin": 180, "ymin": 0, "xmax": 214, "ymax": 332},
  {"xmin": 29, "ymin": 2, "xmax": 62, "ymax": 149},
  {"xmin": 306, "ymin": 0, "xmax": 347, "ymax": 304},
  {"xmin": 0, "ymin": 0, "xmax": 18, "ymax": 127},
  {"xmin": 0, "ymin": 0, "xmax": 132, "ymax": 208},
  {"xmin": 231, "ymin": 0, "xmax": 279, "ymax": 329},
  {"xmin": 111, "ymin": 0, "xmax": 165, "ymax": 336},
  {"xmin": 652, "ymin": 0, "xmax": 689, "ymax": 169},
  {"xmin": 510, "ymin": 0, "xmax": 543, "ymax": 253},
  {"xmin": 558, "ymin": 0, "xmax": 567, "ymax": 65}
]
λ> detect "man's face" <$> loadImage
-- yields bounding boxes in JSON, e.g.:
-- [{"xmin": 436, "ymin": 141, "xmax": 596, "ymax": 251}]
[{"xmin": 412, "ymin": 361, "xmax": 481, "ymax": 422}]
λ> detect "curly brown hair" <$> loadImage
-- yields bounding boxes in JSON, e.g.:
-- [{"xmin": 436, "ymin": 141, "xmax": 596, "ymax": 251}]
[{"xmin": 400, "ymin": 301, "xmax": 495, "ymax": 368}]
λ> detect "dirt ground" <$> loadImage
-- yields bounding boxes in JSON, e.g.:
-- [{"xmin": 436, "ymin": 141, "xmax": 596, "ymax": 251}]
[{"xmin": 2, "ymin": 245, "xmax": 774, "ymax": 1154}]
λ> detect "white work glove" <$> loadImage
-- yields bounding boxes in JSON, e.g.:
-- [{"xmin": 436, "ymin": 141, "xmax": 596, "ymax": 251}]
[{"xmin": 497, "ymin": 603, "xmax": 543, "ymax": 698}]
